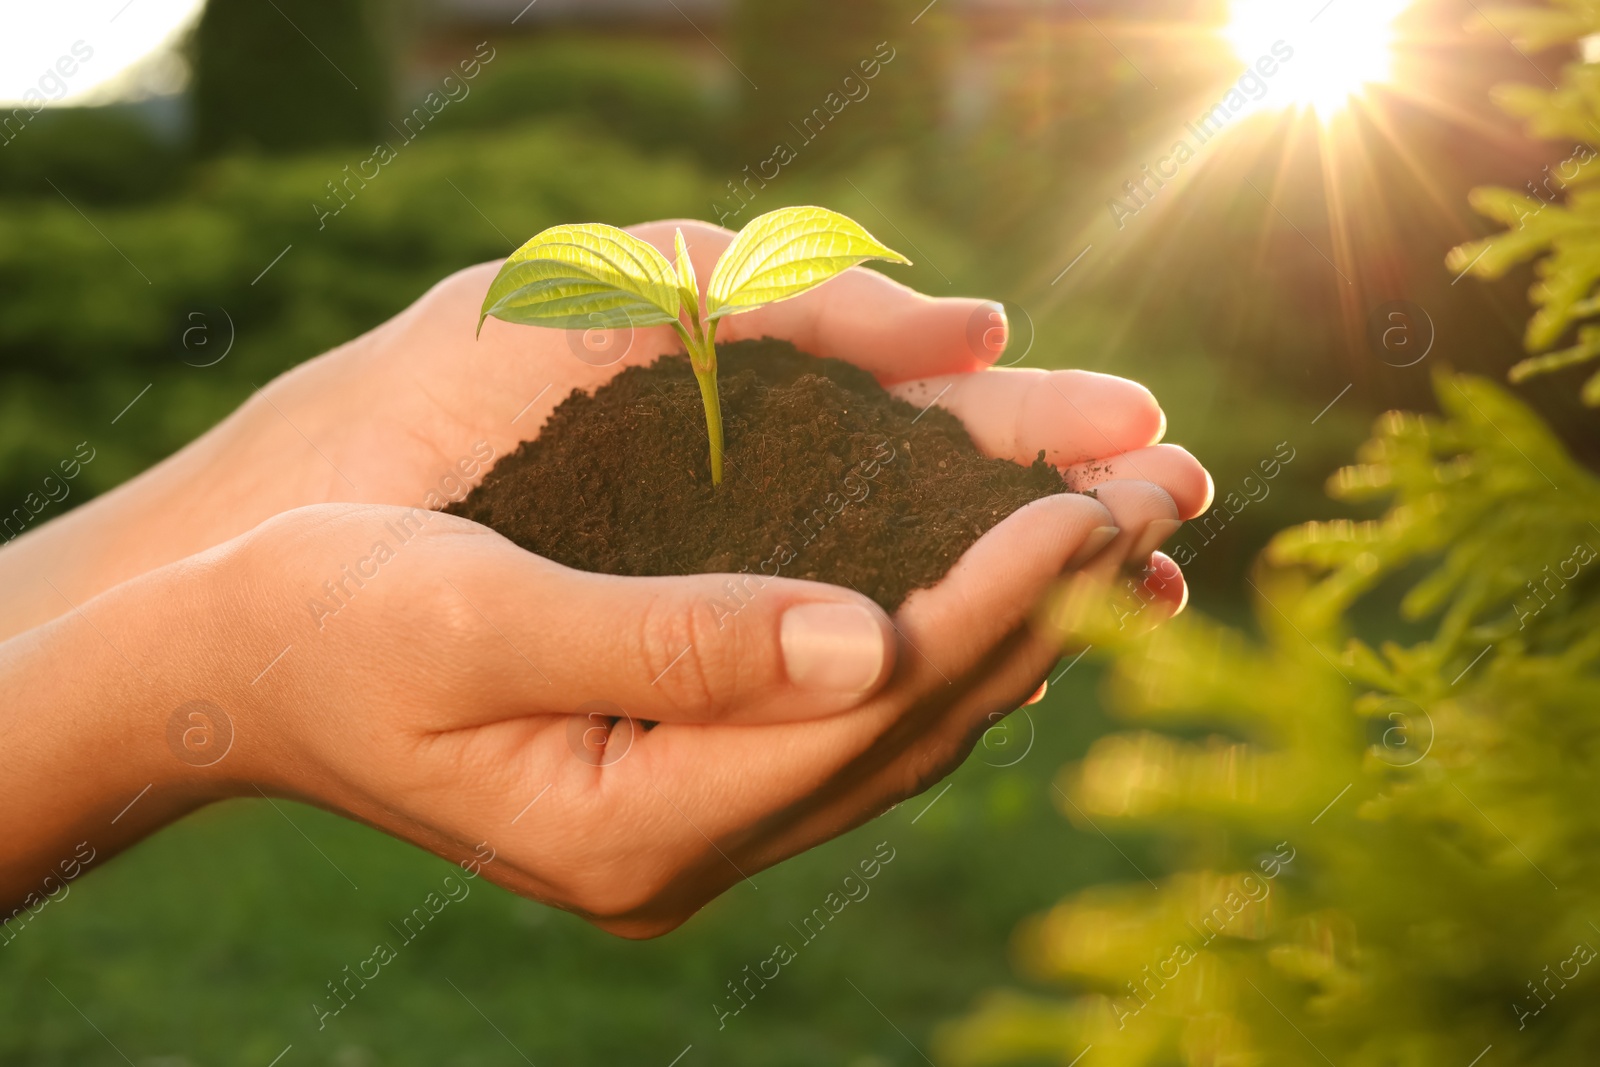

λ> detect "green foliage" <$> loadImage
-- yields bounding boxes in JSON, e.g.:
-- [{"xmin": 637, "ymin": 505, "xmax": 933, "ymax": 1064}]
[
  {"xmin": 0, "ymin": 120, "xmax": 710, "ymax": 515},
  {"xmin": 941, "ymin": 375, "xmax": 1600, "ymax": 1064},
  {"xmin": 479, "ymin": 206, "xmax": 906, "ymax": 484},
  {"xmin": 192, "ymin": 0, "xmax": 393, "ymax": 153},
  {"xmin": 731, "ymin": 0, "xmax": 947, "ymax": 166},
  {"xmin": 0, "ymin": 107, "xmax": 185, "ymax": 203},
  {"xmin": 432, "ymin": 36, "xmax": 729, "ymax": 160},
  {"xmin": 1449, "ymin": 2, "xmax": 1600, "ymax": 403}
]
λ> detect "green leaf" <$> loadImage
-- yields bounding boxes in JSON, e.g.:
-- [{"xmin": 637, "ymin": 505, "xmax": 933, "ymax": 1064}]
[
  {"xmin": 704, "ymin": 206, "xmax": 910, "ymax": 322},
  {"xmin": 478, "ymin": 223, "xmax": 681, "ymax": 336},
  {"xmin": 1584, "ymin": 367, "xmax": 1600, "ymax": 406},
  {"xmin": 1508, "ymin": 330, "xmax": 1600, "ymax": 382},
  {"xmin": 673, "ymin": 227, "xmax": 700, "ymax": 324}
]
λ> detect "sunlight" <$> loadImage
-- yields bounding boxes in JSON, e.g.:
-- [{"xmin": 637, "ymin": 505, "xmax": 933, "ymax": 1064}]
[
  {"xmin": 0, "ymin": 0, "xmax": 203, "ymax": 106},
  {"xmin": 1224, "ymin": 0, "xmax": 1411, "ymax": 118}
]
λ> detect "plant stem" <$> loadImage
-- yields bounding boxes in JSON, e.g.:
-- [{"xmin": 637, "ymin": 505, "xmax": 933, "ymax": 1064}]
[
  {"xmin": 674, "ymin": 319, "xmax": 724, "ymax": 485},
  {"xmin": 693, "ymin": 364, "xmax": 724, "ymax": 486}
]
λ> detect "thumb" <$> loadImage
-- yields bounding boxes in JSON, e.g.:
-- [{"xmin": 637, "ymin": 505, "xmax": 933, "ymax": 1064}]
[{"xmin": 467, "ymin": 554, "xmax": 898, "ymax": 725}]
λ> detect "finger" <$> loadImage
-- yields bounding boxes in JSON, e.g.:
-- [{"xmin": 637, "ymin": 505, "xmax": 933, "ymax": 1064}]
[
  {"xmin": 722, "ymin": 279, "xmax": 998, "ymax": 382},
  {"xmin": 941, "ymin": 499, "xmax": 1186, "ymax": 745},
  {"xmin": 640, "ymin": 579, "xmax": 1089, "ymax": 896},
  {"xmin": 722, "ymin": 548, "xmax": 1191, "ymax": 884},
  {"xmin": 569, "ymin": 495, "xmax": 1118, "ymax": 852},
  {"xmin": 399, "ymin": 548, "xmax": 1185, "ymax": 934},
  {"xmin": 558, "ymin": 516, "xmax": 1189, "ymax": 928},
  {"xmin": 450, "ymin": 541, "xmax": 898, "ymax": 726},
  {"xmin": 1053, "ymin": 545, "xmax": 1188, "ymax": 648},
  {"xmin": 901, "ymin": 584, "xmax": 1100, "ymax": 789},
  {"xmin": 1077, "ymin": 479, "xmax": 1181, "ymax": 575},
  {"xmin": 1064, "ymin": 445, "xmax": 1213, "ymax": 520},
  {"xmin": 633, "ymin": 220, "xmax": 996, "ymax": 381},
  {"xmin": 890, "ymin": 368, "xmax": 1167, "ymax": 465},
  {"xmin": 514, "ymin": 493, "xmax": 1122, "ymax": 924},
  {"xmin": 893, "ymin": 492, "xmax": 1120, "ymax": 684},
  {"xmin": 1136, "ymin": 551, "xmax": 1189, "ymax": 619},
  {"xmin": 593, "ymin": 532, "xmax": 1192, "ymax": 923}
]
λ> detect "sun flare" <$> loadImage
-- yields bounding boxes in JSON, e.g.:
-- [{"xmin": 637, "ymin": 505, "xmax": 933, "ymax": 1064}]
[{"xmin": 1224, "ymin": 0, "xmax": 1411, "ymax": 118}]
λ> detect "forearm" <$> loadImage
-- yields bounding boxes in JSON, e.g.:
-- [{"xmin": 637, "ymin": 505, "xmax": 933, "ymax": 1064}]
[
  {"xmin": 0, "ymin": 384, "xmax": 335, "ymax": 643},
  {"xmin": 0, "ymin": 557, "xmax": 227, "ymax": 914}
]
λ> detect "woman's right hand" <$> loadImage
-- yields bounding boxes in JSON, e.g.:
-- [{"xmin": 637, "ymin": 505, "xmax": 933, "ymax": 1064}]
[{"xmin": 3, "ymin": 475, "xmax": 1182, "ymax": 937}]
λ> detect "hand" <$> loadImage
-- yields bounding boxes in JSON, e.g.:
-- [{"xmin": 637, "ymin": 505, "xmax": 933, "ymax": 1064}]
[
  {"xmin": 0, "ymin": 221, "xmax": 1208, "ymax": 642},
  {"xmin": 0, "ymin": 219, "xmax": 1211, "ymax": 934},
  {"xmin": 0, "ymin": 471, "xmax": 1187, "ymax": 936}
]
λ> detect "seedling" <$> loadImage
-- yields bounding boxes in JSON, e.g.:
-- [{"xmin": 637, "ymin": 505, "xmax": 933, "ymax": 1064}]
[{"xmin": 478, "ymin": 206, "xmax": 909, "ymax": 484}]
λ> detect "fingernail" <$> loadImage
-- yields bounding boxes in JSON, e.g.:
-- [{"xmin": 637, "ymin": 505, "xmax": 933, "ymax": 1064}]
[
  {"xmin": 1131, "ymin": 519, "xmax": 1183, "ymax": 561},
  {"xmin": 781, "ymin": 603, "xmax": 887, "ymax": 694},
  {"xmin": 1067, "ymin": 526, "xmax": 1121, "ymax": 567},
  {"xmin": 968, "ymin": 300, "xmax": 1009, "ymax": 363}
]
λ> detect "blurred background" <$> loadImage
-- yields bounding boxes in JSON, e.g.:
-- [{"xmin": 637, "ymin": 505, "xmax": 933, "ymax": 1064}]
[{"xmin": 4, "ymin": 0, "xmax": 1598, "ymax": 1063}]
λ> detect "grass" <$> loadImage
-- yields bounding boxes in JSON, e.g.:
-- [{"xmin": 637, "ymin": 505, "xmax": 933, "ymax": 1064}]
[{"xmin": 1, "ymin": 664, "xmax": 1152, "ymax": 1067}]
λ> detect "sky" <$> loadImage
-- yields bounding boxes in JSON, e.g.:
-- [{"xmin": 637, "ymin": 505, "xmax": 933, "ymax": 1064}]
[{"xmin": 0, "ymin": 0, "xmax": 204, "ymax": 107}]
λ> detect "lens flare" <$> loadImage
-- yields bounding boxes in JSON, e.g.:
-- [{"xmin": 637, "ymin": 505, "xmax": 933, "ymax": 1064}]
[{"xmin": 1225, "ymin": 0, "xmax": 1410, "ymax": 118}]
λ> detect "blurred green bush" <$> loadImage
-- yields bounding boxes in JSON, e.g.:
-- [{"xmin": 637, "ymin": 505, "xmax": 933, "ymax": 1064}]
[
  {"xmin": 192, "ymin": 0, "xmax": 394, "ymax": 153},
  {"xmin": 0, "ymin": 118, "xmax": 710, "ymax": 511},
  {"xmin": 0, "ymin": 107, "xmax": 186, "ymax": 203},
  {"xmin": 732, "ymin": 0, "xmax": 946, "ymax": 167},
  {"xmin": 430, "ymin": 35, "xmax": 731, "ymax": 159}
]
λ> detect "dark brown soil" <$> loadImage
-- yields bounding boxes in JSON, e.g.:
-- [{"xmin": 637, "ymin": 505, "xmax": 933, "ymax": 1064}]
[{"xmin": 448, "ymin": 339, "xmax": 1070, "ymax": 612}]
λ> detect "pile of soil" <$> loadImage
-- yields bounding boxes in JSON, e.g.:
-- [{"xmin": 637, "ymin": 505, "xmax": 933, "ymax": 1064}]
[{"xmin": 449, "ymin": 339, "xmax": 1070, "ymax": 612}]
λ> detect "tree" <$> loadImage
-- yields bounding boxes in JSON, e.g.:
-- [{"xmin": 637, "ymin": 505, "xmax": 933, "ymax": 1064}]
[
  {"xmin": 1450, "ymin": 1, "xmax": 1600, "ymax": 404},
  {"xmin": 192, "ymin": 0, "xmax": 392, "ymax": 154},
  {"xmin": 730, "ymin": 0, "xmax": 947, "ymax": 169}
]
